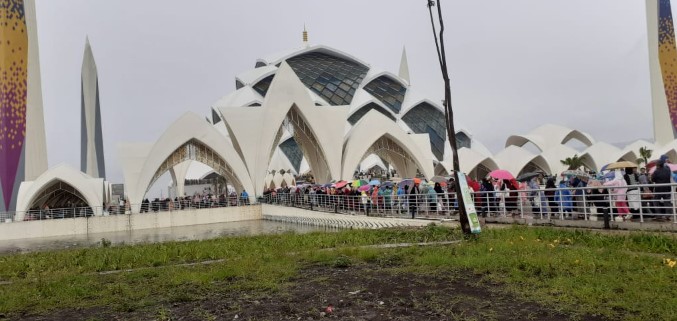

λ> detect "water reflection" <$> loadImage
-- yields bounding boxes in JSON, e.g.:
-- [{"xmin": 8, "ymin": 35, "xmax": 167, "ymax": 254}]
[{"xmin": 0, "ymin": 219, "xmax": 339, "ymax": 254}]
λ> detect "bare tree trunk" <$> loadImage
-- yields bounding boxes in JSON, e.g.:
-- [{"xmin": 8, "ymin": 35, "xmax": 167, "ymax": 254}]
[{"xmin": 427, "ymin": 0, "xmax": 471, "ymax": 234}]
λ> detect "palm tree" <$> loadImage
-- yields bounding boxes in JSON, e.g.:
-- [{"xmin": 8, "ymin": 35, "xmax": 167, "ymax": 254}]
[
  {"xmin": 560, "ymin": 154, "xmax": 584, "ymax": 170},
  {"xmin": 637, "ymin": 146, "xmax": 652, "ymax": 168}
]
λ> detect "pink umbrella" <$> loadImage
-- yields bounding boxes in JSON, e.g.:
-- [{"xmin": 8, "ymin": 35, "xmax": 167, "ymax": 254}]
[
  {"xmin": 488, "ymin": 169, "xmax": 514, "ymax": 180},
  {"xmin": 649, "ymin": 163, "xmax": 677, "ymax": 174},
  {"xmin": 358, "ymin": 185, "xmax": 371, "ymax": 192},
  {"xmin": 334, "ymin": 180, "xmax": 349, "ymax": 189}
]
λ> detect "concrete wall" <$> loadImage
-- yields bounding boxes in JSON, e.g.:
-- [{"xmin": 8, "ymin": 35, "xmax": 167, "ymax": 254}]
[
  {"xmin": 0, "ymin": 205, "xmax": 261, "ymax": 241},
  {"xmin": 261, "ymin": 204, "xmax": 436, "ymax": 229}
]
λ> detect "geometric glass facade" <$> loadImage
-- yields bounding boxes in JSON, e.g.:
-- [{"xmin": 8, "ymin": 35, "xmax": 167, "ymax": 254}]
[
  {"xmin": 347, "ymin": 102, "xmax": 396, "ymax": 125},
  {"xmin": 401, "ymin": 102, "xmax": 446, "ymax": 160},
  {"xmin": 252, "ymin": 75, "xmax": 275, "ymax": 97},
  {"xmin": 279, "ymin": 137, "xmax": 303, "ymax": 173},
  {"xmin": 362, "ymin": 76, "xmax": 407, "ymax": 113},
  {"xmin": 286, "ymin": 52, "xmax": 369, "ymax": 106},
  {"xmin": 456, "ymin": 131, "xmax": 471, "ymax": 149}
]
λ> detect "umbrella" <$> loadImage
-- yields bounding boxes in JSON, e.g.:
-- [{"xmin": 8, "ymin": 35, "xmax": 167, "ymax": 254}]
[
  {"xmin": 649, "ymin": 163, "xmax": 677, "ymax": 174},
  {"xmin": 353, "ymin": 179, "xmax": 368, "ymax": 187},
  {"xmin": 357, "ymin": 185, "xmax": 371, "ymax": 192},
  {"xmin": 334, "ymin": 180, "xmax": 349, "ymax": 189},
  {"xmin": 322, "ymin": 183, "xmax": 332, "ymax": 188},
  {"xmin": 561, "ymin": 170, "xmax": 589, "ymax": 179},
  {"xmin": 430, "ymin": 175, "xmax": 447, "ymax": 183},
  {"xmin": 382, "ymin": 181, "xmax": 394, "ymax": 188},
  {"xmin": 605, "ymin": 161, "xmax": 638, "ymax": 170},
  {"xmin": 414, "ymin": 178, "xmax": 422, "ymax": 184},
  {"xmin": 516, "ymin": 172, "xmax": 540, "ymax": 182},
  {"xmin": 466, "ymin": 177, "xmax": 480, "ymax": 191},
  {"xmin": 400, "ymin": 179, "xmax": 413, "ymax": 187},
  {"xmin": 488, "ymin": 169, "xmax": 514, "ymax": 180},
  {"xmin": 368, "ymin": 179, "xmax": 381, "ymax": 186}
]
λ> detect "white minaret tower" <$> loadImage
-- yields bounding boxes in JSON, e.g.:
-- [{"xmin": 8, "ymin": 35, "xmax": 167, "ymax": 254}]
[{"xmin": 81, "ymin": 37, "xmax": 106, "ymax": 179}]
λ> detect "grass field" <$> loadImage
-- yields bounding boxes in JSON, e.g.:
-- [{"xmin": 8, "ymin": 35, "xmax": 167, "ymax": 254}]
[{"xmin": 0, "ymin": 225, "xmax": 675, "ymax": 320}]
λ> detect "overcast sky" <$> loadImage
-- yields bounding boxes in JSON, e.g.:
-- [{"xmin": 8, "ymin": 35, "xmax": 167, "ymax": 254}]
[{"xmin": 36, "ymin": 0, "xmax": 657, "ymax": 186}]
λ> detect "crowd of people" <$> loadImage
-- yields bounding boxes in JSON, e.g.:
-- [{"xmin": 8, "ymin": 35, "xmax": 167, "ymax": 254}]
[
  {"xmin": 475, "ymin": 154, "xmax": 675, "ymax": 221},
  {"xmin": 262, "ymin": 155, "xmax": 676, "ymax": 222},
  {"xmin": 261, "ymin": 179, "xmax": 458, "ymax": 218}
]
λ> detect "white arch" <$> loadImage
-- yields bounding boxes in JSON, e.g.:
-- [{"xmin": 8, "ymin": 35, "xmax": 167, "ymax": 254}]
[
  {"xmin": 494, "ymin": 146, "xmax": 552, "ymax": 176},
  {"xmin": 456, "ymin": 147, "xmax": 499, "ymax": 175},
  {"xmin": 580, "ymin": 142, "xmax": 622, "ymax": 171},
  {"xmin": 235, "ymin": 65, "xmax": 277, "ymax": 87},
  {"xmin": 15, "ymin": 164, "xmax": 104, "ymax": 220},
  {"xmin": 539, "ymin": 145, "xmax": 581, "ymax": 176},
  {"xmin": 118, "ymin": 112, "xmax": 253, "ymax": 209},
  {"xmin": 220, "ymin": 62, "xmax": 348, "ymax": 195},
  {"xmin": 342, "ymin": 110, "xmax": 434, "ymax": 179},
  {"xmin": 505, "ymin": 124, "xmax": 594, "ymax": 151}
]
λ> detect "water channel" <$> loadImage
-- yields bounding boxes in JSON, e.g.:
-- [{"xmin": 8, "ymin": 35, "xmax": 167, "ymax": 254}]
[{"xmin": 0, "ymin": 219, "xmax": 338, "ymax": 254}]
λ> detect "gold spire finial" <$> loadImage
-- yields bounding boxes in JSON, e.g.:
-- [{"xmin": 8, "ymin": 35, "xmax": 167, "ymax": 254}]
[{"xmin": 303, "ymin": 24, "xmax": 308, "ymax": 43}]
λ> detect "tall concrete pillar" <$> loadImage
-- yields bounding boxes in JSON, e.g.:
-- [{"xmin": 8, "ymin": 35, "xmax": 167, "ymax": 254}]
[
  {"xmin": 0, "ymin": 0, "xmax": 47, "ymax": 212},
  {"xmin": 81, "ymin": 37, "xmax": 106, "ymax": 179}
]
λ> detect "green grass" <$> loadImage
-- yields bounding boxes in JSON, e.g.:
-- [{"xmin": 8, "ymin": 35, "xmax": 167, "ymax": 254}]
[{"xmin": 0, "ymin": 225, "xmax": 675, "ymax": 320}]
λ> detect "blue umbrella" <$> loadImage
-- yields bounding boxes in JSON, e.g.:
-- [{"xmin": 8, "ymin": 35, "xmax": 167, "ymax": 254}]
[
  {"xmin": 382, "ymin": 181, "xmax": 394, "ymax": 187},
  {"xmin": 368, "ymin": 179, "xmax": 381, "ymax": 186}
]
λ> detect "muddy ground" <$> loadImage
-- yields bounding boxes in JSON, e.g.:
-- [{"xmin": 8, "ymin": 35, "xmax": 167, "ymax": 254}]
[{"xmin": 13, "ymin": 264, "xmax": 608, "ymax": 321}]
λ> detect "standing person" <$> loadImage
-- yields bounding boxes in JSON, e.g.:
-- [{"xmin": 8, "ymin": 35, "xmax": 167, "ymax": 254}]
[
  {"xmin": 428, "ymin": 184, "xmax": 438, "ymax": 213},
  {"xmin": 544, "ymin": 177, "xmax": 558, "ymax": 213},
  {"xmin": 360, "ymin": 191, "xmax": 370, "ymax": 215},
  {"xmin": 528, "ymin": 177, "xmax": 543, "ymax": 217},
  {"xmin": 480, "ymin": 178, "xmax": 495, "ymax": 216},
  {"xmin": 408, "ymin": 181, "xmax": 420, "ymax": 219},
  {"xmin": 638, "ymin": 167, "xmax": 652, "ymax": 214},
  {"xmin": 651, "ymin": 155, "xmax": 673, "ymax": 221},
  {"xmin": 240, "ymin": 189, "xmax": 249, "ymax": 205},
  {"xmin": 624, "ymin": 167, "xmax": 641, "ymax": 213},
  {"xmin": 505, "ymin": 179, "xmax": 518, "ymax": 215},
  {"xmin": 604, "ymin": 170, "xmax": 630, "ymax": 220},
  {"xmin": 397, "ymin": 184, "xmax": 406, "ymax": 213},
  {"xmin": 434, "ymin": 182, "xmax": 445, "ymax": 213}
]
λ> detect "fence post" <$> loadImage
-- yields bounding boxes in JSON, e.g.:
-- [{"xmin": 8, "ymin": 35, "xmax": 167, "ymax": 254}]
[
  {"xmin": 519, "ymin": 192, "xmax": 524, "ymax": 219},
  {"xmin": 670, "ymin": 184, "xmax": 677, "ymax": 224},
  {"xmin": 582, "ymin": 187, "xmax": 588, "ymax": 221},
  {"xmin": 558, "ymin": 191, "xmax": 564, "ymax": 220},
  {"xmin": 608, "ymin": 188, "xmax": 615, "ymax": 222},
  {"xmin": 638, "ymin": 186, "xmax": 644, "ymax": 223}
]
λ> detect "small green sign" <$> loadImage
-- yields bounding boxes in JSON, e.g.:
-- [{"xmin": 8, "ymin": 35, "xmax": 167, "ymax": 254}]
[{"xmin": 456, "ymin": 172, "xmax": 481, "ymax": 234}]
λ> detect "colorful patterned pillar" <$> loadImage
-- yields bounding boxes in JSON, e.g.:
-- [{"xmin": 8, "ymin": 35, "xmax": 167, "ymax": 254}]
[
  {"xmin": 658, "ymin": 0, "xmax": 677, "ymax": 138},
  {"xmin": 0, "ymin": 0, "xmax": 28, "ymax": 212}
]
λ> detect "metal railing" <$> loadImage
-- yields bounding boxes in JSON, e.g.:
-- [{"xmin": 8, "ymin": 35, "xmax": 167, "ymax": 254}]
[
  {"xmin": 0, "ymin": 196, "xmax": 259, "ymax": 223},
  {"xmin": 1, "ymin": 183, "xmax": 675, "ymax": 225},
  {"xmin": 260, "ymin": 182, "xmax": 677, "ymax": 224}
]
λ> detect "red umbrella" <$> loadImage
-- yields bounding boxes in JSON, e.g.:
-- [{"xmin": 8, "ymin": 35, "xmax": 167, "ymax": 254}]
[
  {"xmin": 358, "ymin": 185, "xmax": 371, "ymax": 192},
  {"xmin": 649, "ymin": 163, "xmax": 677, "ymax": 174},
  {"xmin": 488, "ymin": 169, "xmax": 514, "ymax": 180}
]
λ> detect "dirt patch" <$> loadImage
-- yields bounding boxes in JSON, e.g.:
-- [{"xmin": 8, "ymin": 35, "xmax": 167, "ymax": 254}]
[{"xmin": 13, "ymin": 264, "xmax": 608, "ymax": 321}]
